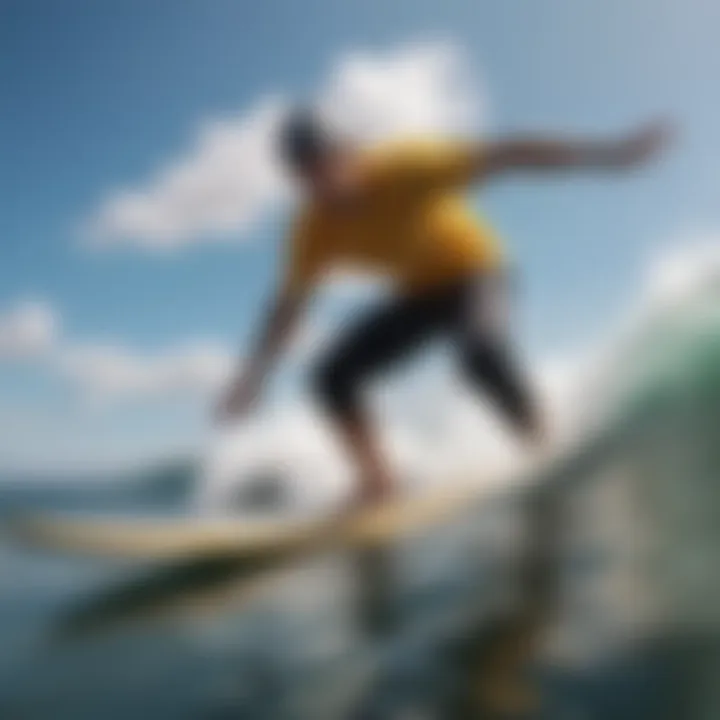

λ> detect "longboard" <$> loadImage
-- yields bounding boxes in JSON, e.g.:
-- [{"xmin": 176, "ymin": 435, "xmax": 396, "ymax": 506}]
[
  {"xmin": 10, "ymin": 444, "xmax": 603, "ymax": 639},
  {"xmin": 10, "ymin": 477, "xmax": 503, "ymax": 562},
  {"xmin": 10, "ymin": 444, "xmax": 589, "ymax": 642},
  {"xmin": 13, "ymin": 479, "xmax": 511, "ymax": 639}
]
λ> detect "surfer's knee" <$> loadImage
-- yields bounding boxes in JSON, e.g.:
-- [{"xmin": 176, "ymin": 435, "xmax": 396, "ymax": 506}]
[{"xmin": 311, "ymin": 359, "xmax": 359, "ymax": 417}]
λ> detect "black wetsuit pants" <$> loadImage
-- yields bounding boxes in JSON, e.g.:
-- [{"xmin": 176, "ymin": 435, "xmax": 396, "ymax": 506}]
[{"xmin": 311, "ymin": 272, "xmax": 536, "ymax": 435}]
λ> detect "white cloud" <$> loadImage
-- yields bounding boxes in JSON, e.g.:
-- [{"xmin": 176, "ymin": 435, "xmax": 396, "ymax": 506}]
[
  {"xmin": 84, "ymin": 42, "xmax": 485, "ymax": 250},
  {"xmin": 57, "ymin": 341, "xmax": 234, "ymax": 403},
  {"xmin": 642, "ymin": 234, "xmax": 720, "ymax": 310},
  {"xmin": 0, "ymin": 297, "xmax": 237, "ymax": 406},
  {"xmin": 319, "ymin": 42, "xmax": 482, "ymax": 144},
  {"xmin": 85, "ymin": 99, "xmax": 290, "ymax": 250},
  {"xmin": 0, "ymin": 300, "xmax": 59, "ymax": 360}
]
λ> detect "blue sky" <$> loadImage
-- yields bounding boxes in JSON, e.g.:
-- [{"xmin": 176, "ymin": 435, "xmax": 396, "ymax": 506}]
[{"xmin": 1, "ymin": 0, "xmax": 719, "ymax": 473}]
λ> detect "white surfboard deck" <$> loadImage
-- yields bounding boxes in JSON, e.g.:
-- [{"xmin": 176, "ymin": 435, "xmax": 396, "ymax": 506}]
[
  {"xmin": 10, "ymin": 443, "xmax": 561, "ymax": 563},
  {"xmin": 11, "ymin": 477, "xmax": 508, "ymax": 561}
]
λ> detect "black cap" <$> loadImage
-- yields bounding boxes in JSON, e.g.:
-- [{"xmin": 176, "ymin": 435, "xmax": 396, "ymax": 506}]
[{"xmin": 278, "ymin": 108, "xmax": 334, "ymax": 173}]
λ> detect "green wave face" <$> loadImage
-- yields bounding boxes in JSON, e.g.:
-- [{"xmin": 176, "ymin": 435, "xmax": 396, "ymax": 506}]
[{"xmin": 603, "ymin": 289, "xmax": 720, "ymax": 634}]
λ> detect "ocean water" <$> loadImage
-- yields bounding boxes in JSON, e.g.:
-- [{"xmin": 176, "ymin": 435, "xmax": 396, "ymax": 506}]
[{"xmin": 0, "ymin": 465, "xmax": 698, "ymax": 720}]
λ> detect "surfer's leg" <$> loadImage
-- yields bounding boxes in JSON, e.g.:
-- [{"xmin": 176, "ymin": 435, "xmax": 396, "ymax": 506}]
[
  {"xmin": 454, "ymin": 275, "xmax": 556, "ymax": 715},
  {"xmin": 312, "ymin": 289, "xmax": 452, "ymax": 506},
  {"xmin": 454, "ymin": 274, "xmax": 543, "ymax": 445},
  {"xmin": 325, "ymin": 403, "xmax": 393, "ymax": 507},
  {"xmin": 464, "ymin": 341, "xmax": 541, "ymax": 442}
]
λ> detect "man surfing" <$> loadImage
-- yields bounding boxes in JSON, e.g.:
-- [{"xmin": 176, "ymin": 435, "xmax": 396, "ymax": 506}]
[{"xmin": 216, "ymin": 110, "xmax": 671, "ymax": 509}]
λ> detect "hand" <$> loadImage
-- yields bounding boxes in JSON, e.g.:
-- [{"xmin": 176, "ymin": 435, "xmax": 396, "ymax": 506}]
[
  {"xmin": 612, "ymin": 119, "xmax": 675, "ymax": 168},
  {"xmin": 214, "ymin": 372, "xmax": 262, "ymax": 425}
]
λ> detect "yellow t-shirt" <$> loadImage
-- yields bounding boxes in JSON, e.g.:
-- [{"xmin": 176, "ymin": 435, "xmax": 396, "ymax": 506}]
[{"xmin": 283, "ymin": 139, "xmax": 504, "ymax": 294}]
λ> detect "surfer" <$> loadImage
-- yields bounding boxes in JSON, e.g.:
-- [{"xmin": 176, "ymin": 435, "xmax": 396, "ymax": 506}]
[{"xmin": 216, "ymin": 109, "xmax": 671, "ymax": 508}]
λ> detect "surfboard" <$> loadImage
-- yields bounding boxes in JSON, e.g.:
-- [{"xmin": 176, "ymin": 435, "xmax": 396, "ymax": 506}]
[
  {"xmin": 8, "ymin": 447, "xmax": 578, "ymax": 641},
  {"xmin": 12, "ymin": 442, "xmax": 602, "ymax": 641},
  {"xmin": 10, "ymin": 477, "xmax": 502, "ymax": 562},
  {"xmin": 11, "ymin": 478, "xmax": 516, "ymax": 640}
]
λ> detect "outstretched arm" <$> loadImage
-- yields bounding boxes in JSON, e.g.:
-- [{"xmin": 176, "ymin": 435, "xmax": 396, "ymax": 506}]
[
  {"xmin": 215, "ymin": 287, "xmax": 308, "ymax": 423},
  {"xmin": 480, "ymin": 119, "xmax": 673, "ymax": 179}
]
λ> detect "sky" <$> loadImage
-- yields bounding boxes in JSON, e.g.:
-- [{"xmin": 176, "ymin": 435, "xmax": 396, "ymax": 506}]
[{"xmin": 1, "ymin": 0, "xmax": 720, "ymax": 475}]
